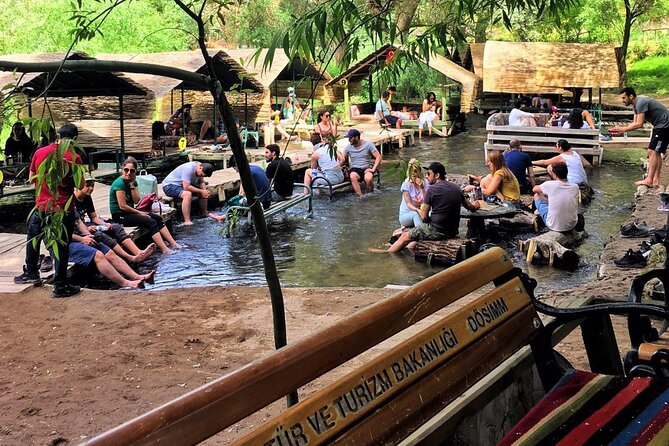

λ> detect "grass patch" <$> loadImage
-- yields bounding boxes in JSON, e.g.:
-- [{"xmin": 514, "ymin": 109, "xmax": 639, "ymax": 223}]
[{"xmin": 628, "ymin": 56, "xmax": 669, "ymax": 94}]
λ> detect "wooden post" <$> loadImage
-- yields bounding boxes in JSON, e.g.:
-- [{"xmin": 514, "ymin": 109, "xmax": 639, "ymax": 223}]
[
  {"xmin": 118, "ymin": 94, "xmax": 125, "ymax": 163},
  {"xmin": 344, "ymin": 83, "xmax": 350, "ymax": 122}
]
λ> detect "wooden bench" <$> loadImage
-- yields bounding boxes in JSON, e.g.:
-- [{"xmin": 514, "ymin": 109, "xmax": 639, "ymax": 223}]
[
  {"xmin": 485, "ymin": 113, "xmax": 603, "ymax": 166},
  {"xmin": 82, "ymin": 247, "xmax": 669, "ymax": 445},
  {"xmin": 224, "ymin": 182, "xmax": 314, "ymax": 236}
]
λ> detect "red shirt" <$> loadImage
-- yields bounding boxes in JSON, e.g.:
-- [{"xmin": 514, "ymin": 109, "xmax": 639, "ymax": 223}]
[{"xmin": 30, "ymin": 142, "xmax": 83, "ymax": 212}]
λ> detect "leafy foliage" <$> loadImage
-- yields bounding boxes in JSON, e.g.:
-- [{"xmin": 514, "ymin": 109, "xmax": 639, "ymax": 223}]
[{"xmin": 0, "ymin": 0, "xmax": 196, "ymax": 54}]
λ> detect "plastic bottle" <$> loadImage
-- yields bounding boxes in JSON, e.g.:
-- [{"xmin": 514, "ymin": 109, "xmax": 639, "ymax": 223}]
[
  {"xmin": 623, "ymin": 132, "xmax": 628, "ymax": 142},
  {"xmin": 261, "ymin": 160, "xmax": 267, "ymax": 170}
]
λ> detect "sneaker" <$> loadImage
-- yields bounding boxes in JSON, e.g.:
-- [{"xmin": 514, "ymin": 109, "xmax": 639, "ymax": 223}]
[
  {"xmin": 614, "ymin": 249, "xmax": 647, "ymax": 268},
  {"xmin": 621, "ymin": 221, "xmax": 651, "ymax": 238},
  {"xmin": 39, "ymin": 255, "xmax": 53, "ymax": 273},
  {"xmin": 639, "ymin": 241, "xmax": 653, "ymax": 254},
  {"xmin": 658, "ymin": 202, "xmax": 669, "ymax": 212},
  {"xmin": 51, "ymin": 284, "xmax": 81, "ymax": 298},
  {"xmin": 13, "ymin": 269, "xmax": 41, "ymax": 284}
]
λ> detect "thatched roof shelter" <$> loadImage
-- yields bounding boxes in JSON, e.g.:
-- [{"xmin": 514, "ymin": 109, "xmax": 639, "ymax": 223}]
[
  {"xmin": 96, "ymin": 49, "xmax": 264, "ymax": 96},
  {"xmin": 224, "ymin": 48, "xmax": 332, "ymax": 123},
  {"xmin": 326, "ymin": 44, "xmax": 396, "ymax": 88},
  {"xmin": 0, "ymin": 52, "xmax": 147, "ymax": 97},
  {"xmin": 327, "ymin": 45, "xmax": 482, "ymax": 112},
  {"xmin": 481, "ymin": 41, "xmax": 620, "ymax": 93},
  {"xmin": 462, "ymin": 43, "xmax": 485, "ymax": 78}
]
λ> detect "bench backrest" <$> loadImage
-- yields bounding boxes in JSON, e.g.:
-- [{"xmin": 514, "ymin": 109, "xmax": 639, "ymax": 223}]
[{"xmin": 83, "ymin": 248, "xmax": 542, "ymax": 446}]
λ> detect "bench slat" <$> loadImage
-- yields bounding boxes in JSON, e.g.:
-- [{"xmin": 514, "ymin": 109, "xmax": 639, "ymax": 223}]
[
  {"xmin": 487, "ymin": 134, "xmax": 600, "ymax": 146},
  {"xmin": 485, "ymin": 143, "xmax": 602, "ymax": 155},
  {"xmin": 233, "ymin": 277, "xmax": 537, "ymax": 445}
]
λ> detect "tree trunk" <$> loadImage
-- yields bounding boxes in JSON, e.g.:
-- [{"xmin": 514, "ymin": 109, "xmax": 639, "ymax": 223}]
[
  {"xmin": 395, "ymin": 0, "xmax": 420, "ymax": 41},
  {"xmin": 412, "ymin": 238, "xmax": 475, "ymax": 266},
  {"xmin": 175, "ymin": 0, "xmax": 296, "ymax": 405},
  {"xmin": 619, "ymin": 1, "xmax": 634, "ymax": 87}
]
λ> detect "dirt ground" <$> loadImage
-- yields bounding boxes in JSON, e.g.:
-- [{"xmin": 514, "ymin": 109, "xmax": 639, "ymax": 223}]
[{"xmin": 3, "ymin": 158, "xmax": 669, "ymax": 446}]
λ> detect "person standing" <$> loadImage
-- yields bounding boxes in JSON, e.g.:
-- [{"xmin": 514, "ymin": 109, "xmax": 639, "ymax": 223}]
[
  {"xmin": 14, "ymin": 123, "xmax": 83, "ymax": 298},
  {"xmin": 389, "ymin": 162, "xmax": 479, "ymax": 253},
  {"xmin": 264, "ymin": 144, "xmax": 294, "ymax": 202},
  {"xmin": 162, "ymin": 161, "xmax": 214, "ymax": 225},
  {"xmin": 611, "ymin": 87, "xmax": 669, "ymax": 188},
  {"xmin": 532, "ymin": 163, "xmax": 579, "ymax": 232},
  {"xmin": 342, "ymin": 129, "xmax": 382, "ymax": 196},
  {"xmin": 503, "ymin": 139, "xmax": 536, "ymax": 194}
]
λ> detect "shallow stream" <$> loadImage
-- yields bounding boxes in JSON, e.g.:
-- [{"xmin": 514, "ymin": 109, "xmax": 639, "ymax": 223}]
[{"xmin": 146, "ymin": 116, "xmax": 646, "ymax": 294}]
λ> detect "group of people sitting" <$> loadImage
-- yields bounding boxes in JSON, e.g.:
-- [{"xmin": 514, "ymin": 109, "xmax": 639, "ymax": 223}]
[
  {"xmin": 14, "ymin": 124, "xmax": 163, "ymax": 296},
  {"xmin": 510, "ymin": 99, "xmax": 596, "ymax": 129},
  {"xmin": 389, "ymin": 138, "xmax": 588, "ymax": 253}
]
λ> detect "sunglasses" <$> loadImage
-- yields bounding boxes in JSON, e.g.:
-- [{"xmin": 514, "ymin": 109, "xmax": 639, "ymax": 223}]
[
  {"xmin": 324, "ymin": 114, "xmax": 330, "ymax": 117},
  {"xmin": 123, "ymin": 168, "xmax": 136, "ymax": 174}
]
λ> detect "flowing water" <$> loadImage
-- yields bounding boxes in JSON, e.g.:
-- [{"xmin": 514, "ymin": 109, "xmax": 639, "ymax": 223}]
[{"xmin": 148, "ymin": 116, "xmax": 646, "ymax": 293}]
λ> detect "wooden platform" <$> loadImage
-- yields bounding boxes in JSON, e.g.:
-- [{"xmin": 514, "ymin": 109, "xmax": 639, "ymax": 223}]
[
  {"xmin": 600, "ymin": 136, "xmax": 650, "ymax": 149},
  {"xmin": 486, "ymin": 126, "xmax": 603, "ymax": 166},
  {"xmin": 0, "ymin": 233, "xmax": 50, "ymax": 293}
]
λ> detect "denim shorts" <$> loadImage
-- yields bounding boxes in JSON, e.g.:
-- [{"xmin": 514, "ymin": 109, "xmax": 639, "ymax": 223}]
[
  {"xmin": 162, "ymin": 183, "xmax": 184, "ymax": 198},
  {"xmin": 69, "ymin": 242, "xmax": 110, "ymax": 267},
  {"xmin": 534, "ymin": 199, "xmax": 549, "ymax": 223}
]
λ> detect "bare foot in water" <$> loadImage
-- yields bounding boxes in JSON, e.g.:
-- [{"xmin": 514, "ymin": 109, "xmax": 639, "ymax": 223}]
[
  {"xmin": 182, "ymin": 221, "xmax": 194, "ymax": 226},
  {"xmin": 141, "ymin": 270, "xmax": 156, "ymax": 285},
  {"xmin": 208, "ymin": 212, "xmax": 226, "ymax": 223},
  {"xmin": 123, "ymin": 279, "xmax": 144, "ymax": 289},
  {"xmin": 133, "ymin": 243, "xmax": 156, "ymax": 263}
]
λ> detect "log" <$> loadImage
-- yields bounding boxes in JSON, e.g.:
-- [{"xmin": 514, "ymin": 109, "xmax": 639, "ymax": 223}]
[
  {"xmin": 519, "ymin": 230, "xmax": 587, "ymax": 268},
  {"xmin": 412, "ymin": 238, "xmax": 476, "ymax": 266}
]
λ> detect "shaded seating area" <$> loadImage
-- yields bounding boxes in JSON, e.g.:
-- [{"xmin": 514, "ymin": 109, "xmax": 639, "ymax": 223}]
[
  {"xmin": 485, "ymin": 112, "xmax": 603, "ymax": 165},
  {"xmin": 0, "ymin": 51, "xmax": 148, "ymax": 172}
]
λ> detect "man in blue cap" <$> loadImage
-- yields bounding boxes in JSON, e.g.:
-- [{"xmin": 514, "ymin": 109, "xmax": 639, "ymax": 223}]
[{"xmin": 342, "ymin": 128, "xmax": 382, "ymax": 196}]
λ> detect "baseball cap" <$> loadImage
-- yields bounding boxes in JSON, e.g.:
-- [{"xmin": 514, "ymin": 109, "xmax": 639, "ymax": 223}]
[
  {"xmin": 345, "ymin": 129, "xmax": 361, "ymax": 138},
  {"xmin": 84, "ymin": 172, "xmax": 95, "ymax": 183}
]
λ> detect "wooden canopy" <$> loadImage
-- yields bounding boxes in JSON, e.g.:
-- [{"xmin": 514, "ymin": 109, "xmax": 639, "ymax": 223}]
[
  {"xmin": 425, "ymin": 53, "xmax": 482, "ymax": 112},
  {"xmin": 481, "ymin": 41, "xmax": 620, "ymax": 93},
  {"xmin": 0, "ymin": 52, "xmax": 147, "ymax": 98},
  {"xmin": 326, "ymin": 44, "xmax": 395, "ymax": 88},
  {"xmin": 96, "ymin": 49, "xmax": 264, "ymax": 96}
]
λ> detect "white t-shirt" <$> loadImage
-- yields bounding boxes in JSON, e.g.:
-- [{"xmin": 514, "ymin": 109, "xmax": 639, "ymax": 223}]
[
  {"xmin": 562, "ymin": 121, "xmax": 590, "ymax": 129},
  {"xmin": 509, "ymin": 108, "xmax": 534, "ymax": 126},
  {"xmin": 540, "ymin": 180, "xmax": 579, "ymax": 231}
]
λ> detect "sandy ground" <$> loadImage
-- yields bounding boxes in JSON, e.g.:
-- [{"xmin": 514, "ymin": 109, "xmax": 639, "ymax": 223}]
[{"xmin": 3, "ymin": 154, "xmax": 669, "ymax": 446}]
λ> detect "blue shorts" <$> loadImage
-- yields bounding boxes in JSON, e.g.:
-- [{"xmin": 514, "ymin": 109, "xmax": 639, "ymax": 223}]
[
  {"xmin": 534, "ymin": 199, "xmax": 549, "ymax": 223},
  {"xmin": 69, "ymin": 242, "xmax": 110, "ymax": 267},
  {"xmin": 162, "ymin": 183, "xmax": 184, "ymax": 198}
]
